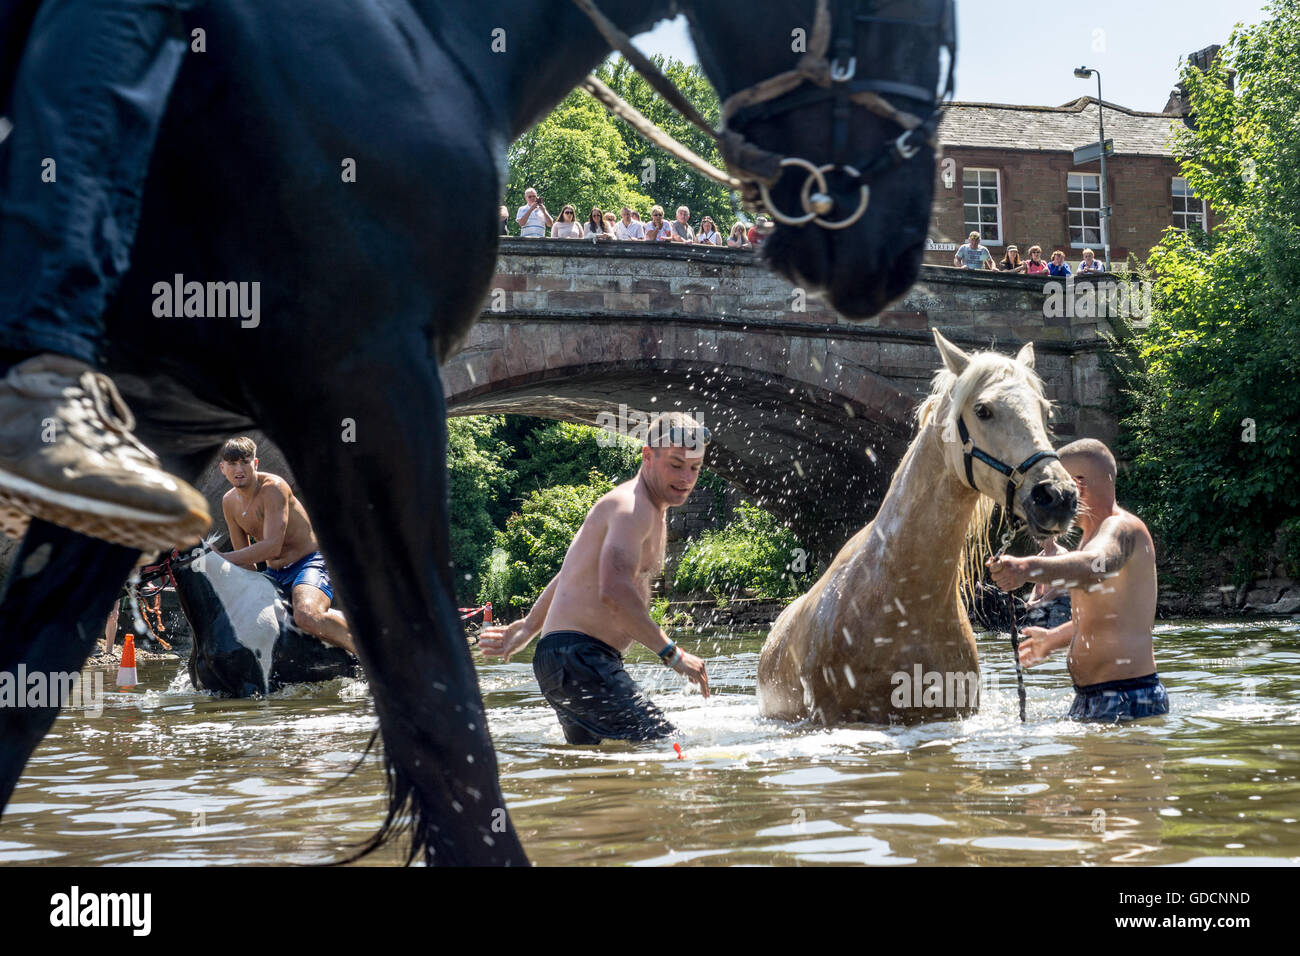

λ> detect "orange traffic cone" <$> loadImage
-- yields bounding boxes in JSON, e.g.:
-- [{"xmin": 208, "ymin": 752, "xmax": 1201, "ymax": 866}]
[
  {"xmin": 484, "ymin": 603, "xmax": 493, "ymax": 624},
  {"xmin": 117, "ymin": 634, "xmax": 138, "ymax": 689}
]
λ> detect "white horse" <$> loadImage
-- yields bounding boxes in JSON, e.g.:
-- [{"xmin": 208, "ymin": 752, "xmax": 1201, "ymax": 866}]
[{"xmin": 758, "ymin": 329, "xmax": 1078, "ymax": 725}]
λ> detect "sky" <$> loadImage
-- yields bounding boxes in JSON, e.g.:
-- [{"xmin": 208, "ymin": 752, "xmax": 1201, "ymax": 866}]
[{"xmin": 633, "ymin": 0, "xmax": 1271, "ymax": 112}]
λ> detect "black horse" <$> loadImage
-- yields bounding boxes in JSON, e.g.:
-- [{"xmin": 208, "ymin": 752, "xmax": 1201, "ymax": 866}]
[{"xmin": 0, "ymin": 0, "xmax": 953, "ymax": 864}]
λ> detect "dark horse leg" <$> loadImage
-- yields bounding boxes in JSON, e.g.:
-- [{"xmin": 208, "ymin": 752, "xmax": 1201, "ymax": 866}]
[
  {"xmin": 258, "ymin": 339, "xmax": 527, "ymax": 866},
  {"xmin": 0, "ymin": 522, "xmax": 139, "ymax": 812}
]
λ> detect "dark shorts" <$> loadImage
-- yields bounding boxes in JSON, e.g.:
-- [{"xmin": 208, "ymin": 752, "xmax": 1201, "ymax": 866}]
[
  {"xmin": 532, "ymin": 631, "xmax": 676, "ymax": 745},
  {"xmin": 1069, "ymin": 673, "xmax": 1169, "ymax": 723},
  {"xmin": 262, "ymin": 551, "xmax": 332, "ymax": 602}
]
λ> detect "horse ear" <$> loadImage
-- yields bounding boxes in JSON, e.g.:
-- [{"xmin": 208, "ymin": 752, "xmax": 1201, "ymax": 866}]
[
  {"xmin": 1016, "ymin": 341, "xmax": 1036, "ymax": 369},
  {"xmin": 932, "ymin": 328, "xmax": 970, "ymax": 375}
]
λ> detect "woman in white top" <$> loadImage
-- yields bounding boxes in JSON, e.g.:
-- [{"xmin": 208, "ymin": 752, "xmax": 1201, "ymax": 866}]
[
  {"xmin": 644, "ymin": 205, "xmax": 675, "ymax": 242},
  {"xmin": 550, "ymin": 205, "xmax": 582, "ymax": 239},
  {"xmin": 584, "ymin": 206, "xmax": 614, "ymax": 240},
  {"xmin": 695, "ymin": 216, "xmax": 722, "ymax": 245}
]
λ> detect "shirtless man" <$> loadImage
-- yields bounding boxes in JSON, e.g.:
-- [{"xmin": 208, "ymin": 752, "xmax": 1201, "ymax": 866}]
[
  {"xmin": 479, "ymin": 413, "xmax": 711, "ymax": 744},
  {"xmin": 987, "ymin": 438, "xmax": 1168, "ymax": 721},
  {"xmin": 215, "ymin": 437, "xmax": 355, "ymax": 655}
]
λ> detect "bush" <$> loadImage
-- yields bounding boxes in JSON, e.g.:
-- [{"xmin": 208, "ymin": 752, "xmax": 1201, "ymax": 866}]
[
  {"xmin": 478, "ymin": 473, "xmax": 614, "ymax": 615},
  {"xmin": 1105, "ymin": 2, "xmax": 1300, "ymax": 579},
  {"xmin": 447, "ymin": 417, "xmax": 513, "ymax": 604},
  {"xmin": 672, "ymin": 502, "xmax": 808, "ymax": 600}
]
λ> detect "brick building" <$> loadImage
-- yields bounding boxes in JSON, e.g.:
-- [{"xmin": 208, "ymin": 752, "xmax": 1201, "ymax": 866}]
[{"xmin": 925, "ymin": 94, "xmax": 1212, "ymax": 269}]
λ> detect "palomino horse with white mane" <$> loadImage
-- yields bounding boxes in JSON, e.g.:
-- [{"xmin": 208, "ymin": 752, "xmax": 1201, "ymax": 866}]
[{"xmin": 758, "ymin": 330, "xmax": 1079, "ymax": 725}]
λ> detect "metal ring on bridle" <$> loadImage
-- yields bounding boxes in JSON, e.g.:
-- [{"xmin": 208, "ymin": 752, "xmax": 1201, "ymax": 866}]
[
  {"xmin": 757, "ymin": 157, "xmax": 829, "ymax": 226},
  {"xmin": 798, "ymin": 163, "xmax": 871, "ymax": 230}
]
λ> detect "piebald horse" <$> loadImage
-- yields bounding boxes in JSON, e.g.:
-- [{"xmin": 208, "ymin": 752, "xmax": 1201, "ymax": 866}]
[{"xmin": 758, "ymin": 330, "xmax": 1078, "ymax": 725}]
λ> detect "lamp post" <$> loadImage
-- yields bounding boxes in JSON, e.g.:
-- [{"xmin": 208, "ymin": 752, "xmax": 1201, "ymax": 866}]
[{"xmin": 1074, "ymin": 66, "xmax": 1110, "ymax": 270}]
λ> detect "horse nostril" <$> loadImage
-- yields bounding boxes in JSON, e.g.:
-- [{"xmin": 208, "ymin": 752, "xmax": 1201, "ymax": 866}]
[{"xmin": 1030, "ymin": 482, "xmax": 1057, "ymax": 508}]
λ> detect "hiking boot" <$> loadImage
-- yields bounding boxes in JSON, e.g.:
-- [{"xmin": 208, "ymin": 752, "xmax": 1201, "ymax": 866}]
[{"xmin": 0, "ymin": 354, "xmax": 211, "ymax": 552}]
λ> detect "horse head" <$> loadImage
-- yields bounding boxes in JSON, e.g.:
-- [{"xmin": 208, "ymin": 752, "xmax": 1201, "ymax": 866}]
[
  {"xmin": 685, "ymin": 0, "xmax": 955, "ymax": 318},
  {"xmin": 930, "ymin": 329, "xmax": 1078, "ymax": 538}
]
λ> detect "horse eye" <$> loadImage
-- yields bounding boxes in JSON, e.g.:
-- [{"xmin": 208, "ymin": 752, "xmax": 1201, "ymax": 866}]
[{"xmin": 974, "ymin": 403, "xmax": 992, "ymax": 420}]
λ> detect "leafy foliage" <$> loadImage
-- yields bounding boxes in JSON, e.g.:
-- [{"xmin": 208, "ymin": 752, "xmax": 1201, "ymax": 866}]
[
  {"xmin": 446, "ymin": 417, "xmax": 514, "ymax": 604},
  {"xmin": 1107, "ymin": 1, "xmax": 1300, "ymax": 580},
  {"xmin": 673, "ymin": 503, "xmax": 808, "ymax": 600},
  {"xmin": 505, "ymin": 55, "xmax": 737, "ymax": 230},
  {"xmin": 478, "ymin": 473, "xmax": 614, "ymax": 613}
]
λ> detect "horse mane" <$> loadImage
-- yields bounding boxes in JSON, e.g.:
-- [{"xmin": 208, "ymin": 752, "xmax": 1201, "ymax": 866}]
[{"xmin": 913, "ymin": 350, "xmax": 1050, "ymax": 601}]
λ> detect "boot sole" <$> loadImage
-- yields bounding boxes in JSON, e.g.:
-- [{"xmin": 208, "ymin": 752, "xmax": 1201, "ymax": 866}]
[{"xmin": 0, "ymin": 471, "xmax": 210, "ymax": 553}]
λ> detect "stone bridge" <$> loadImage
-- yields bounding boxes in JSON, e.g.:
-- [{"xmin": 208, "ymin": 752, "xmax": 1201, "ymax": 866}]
[{"xmin": 443, "ymin": 239, "xmax": 1121, "ymax": 551}]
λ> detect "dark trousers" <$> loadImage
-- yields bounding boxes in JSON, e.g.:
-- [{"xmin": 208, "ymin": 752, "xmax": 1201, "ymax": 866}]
[
  {"xmin": 533, "ymin": 631, "xmax": 676, "ymax": 745},
  {"xmin": 0, "ymin": 0, "xmax": 202, "ymax": 364}
]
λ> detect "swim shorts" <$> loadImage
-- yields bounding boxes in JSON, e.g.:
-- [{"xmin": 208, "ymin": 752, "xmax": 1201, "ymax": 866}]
[
  {"xmin": 262, "ymin": 551, "xmax": 333, "ymax": 602},
  {"xmin": 1069, "ymin": 672, "xmax": 1168, "ymax": 723},
  {"xmin": 533, "ymin": 631, "xmax": 676, "ymax": 745}
]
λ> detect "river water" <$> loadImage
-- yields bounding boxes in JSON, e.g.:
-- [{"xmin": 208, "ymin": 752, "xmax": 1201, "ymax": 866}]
[{"xmin": 3, "ymin": 619, "xmax": 1297, "ymax": 866}]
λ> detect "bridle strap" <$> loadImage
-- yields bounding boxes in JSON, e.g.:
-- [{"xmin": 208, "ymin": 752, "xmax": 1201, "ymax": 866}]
[{"xmin": 956, "ymin": 416, "xmax": 1060, "ymax": 516}]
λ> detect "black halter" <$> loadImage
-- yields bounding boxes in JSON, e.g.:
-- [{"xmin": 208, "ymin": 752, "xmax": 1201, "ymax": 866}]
[
  {"xmin": 726, "ymin": 0, "xmax": 957, "ymax": 184},
  {"xmin": 956, "ymin": 416, "xmax": 1059, "ymax": 517}
]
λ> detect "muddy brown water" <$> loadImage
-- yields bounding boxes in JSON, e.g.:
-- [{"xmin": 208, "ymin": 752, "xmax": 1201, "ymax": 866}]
[{"xmin": 3, "ymin": 619, "xmax": 1297, "ymax": 865}]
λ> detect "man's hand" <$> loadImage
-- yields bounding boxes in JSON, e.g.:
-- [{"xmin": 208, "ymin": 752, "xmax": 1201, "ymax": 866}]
[
  {"xmin": 1017, "ymin": 626, "xmax": 1055, "ymax": 667},
  {"xmin": 987, "ymin": 554, "xmax": 1031, "ymax": 591},
  {"xmin": 670, "ymin": 649, "xmax": 710, "ymax": 698},
  {"xmin": 478, "ymin": 621, "xmax": 534, "ymax": 662}
]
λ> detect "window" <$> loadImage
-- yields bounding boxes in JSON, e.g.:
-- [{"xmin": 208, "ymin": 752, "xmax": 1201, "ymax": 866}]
[
  {"xmin": 1067, "ymin": 172, "xmax": 1102, "ymax": 247},
  {"xmin": 1172, "ymin": 177, "xmax": 1205, "ymax": 230},
  {"xmin": 962, "ymin": 168, "xmax": 1002, "ymax": 244}
]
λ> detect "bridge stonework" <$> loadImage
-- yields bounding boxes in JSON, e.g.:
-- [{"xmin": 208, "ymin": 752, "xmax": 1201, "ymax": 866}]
[{"xmin": 444, "ymin": 239, "xmax": 1119, "ymax": 551}]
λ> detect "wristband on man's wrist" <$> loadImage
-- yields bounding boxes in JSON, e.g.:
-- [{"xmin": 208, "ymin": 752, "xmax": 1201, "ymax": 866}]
[{"xmin": 657, "ymin": 640, "xmax": 677, "ymax": 662}]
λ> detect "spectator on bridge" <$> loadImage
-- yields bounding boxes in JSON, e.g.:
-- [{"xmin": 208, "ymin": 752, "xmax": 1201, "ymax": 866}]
[
  {"xmin": 1078, "ymin": 248, "xmax": 1105, "ymax": 273},
  {"xmin": 1047, "ymin": 250, "xmax": 1072, "ymax": 276},
  {"xmin": 585, "ymin": 206, "xmax": 614, "ymax": 240},
  {"xmin": 747, "ymin": 215, "xmax": 770, "ymax": 246},
  {"xmin": 727, "ymin": 223, "xmax": 753, "ymax": 249},
  {"xmin": 668, "ymin": 205, "xmax": 696, "ymax": 243},
  {"xmin": 499, "ymin": 205, "xmax": 511, "ymax": 236},
  {"xmin": 954, "ymin": 232, "xmax": 995, "ymax": 270},
  {"xmin": 516, "ymin": 187, "xmax": 553, "ymax": 238},
  {"xmin": 631, "ymin": 210, "xmax": 644, "ymax": 224},
  {"xmin": 603, "ymin": 211, "xmax": 619, "ymax": 234},
  {"xmin": 998, "ymin": 245, "xmax": 1027, "ymax": 274},
  {"xmin": 1024, "ymin": 245, "xmax": 1049, "ymax": 275},
  {"xmin": 615, "ymin": 206, "xmax": 645, "ymax": 240},
  {"xmin": 551, "ymin": 204, "xmax": 583, "ymax": 239},
  {"xmin": 645, "ymin": 206, "xmax": 675, "ymax": 242},
  {"xmin": 695, "ymin": 216, "xmax": 722, "ymax": 245}
]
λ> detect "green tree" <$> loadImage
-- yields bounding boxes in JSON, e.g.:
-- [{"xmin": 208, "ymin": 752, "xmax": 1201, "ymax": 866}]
[
  {"xmin": 1108, "ymin": 0, "xmax": 1300, "ymax": 581},
  {"xmin": 478, "ymin": 473, "xmax": 614, "ymax": 615},
  {"xmin": 507, "ymin": 88, "xmax": 653, "ymax": 225},
  {"xmin": 447, "ymin": 416, "xmax": 514, "ymax": 604},
  {"xmin": 673, "ymin": 503, "xmax": 808, "ymax": 600},
  {"xmin": 596, "ymin": 55, "xmax": 738, "ymax": 229},
  {"xmin": 511, "ymin": 419, "xmax": 641, "ymax": 497}
]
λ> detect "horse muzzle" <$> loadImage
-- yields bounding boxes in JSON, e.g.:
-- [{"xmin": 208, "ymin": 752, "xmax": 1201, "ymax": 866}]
[{"xmin": 1020, "ymin": 479, "xmax": 1078, "ymax": 537}]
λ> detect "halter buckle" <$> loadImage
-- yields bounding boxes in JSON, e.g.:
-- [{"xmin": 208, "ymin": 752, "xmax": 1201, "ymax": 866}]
[{"xmin": 830, "ymin": 56, "xmax": 857, "ymax": 82}]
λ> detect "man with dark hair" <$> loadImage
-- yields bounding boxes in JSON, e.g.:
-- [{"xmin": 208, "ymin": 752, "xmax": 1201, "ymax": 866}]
[
  {"xmin": 216, "ymin": 437, "xmax": 355, "ymax": 654},
  {"xmin": 988, "ymin": 438, "xmax": 1168, "ymax": 721},
  {"xmin": 480, "ymin": 412, "xmax": 711, "ymax": 743}
]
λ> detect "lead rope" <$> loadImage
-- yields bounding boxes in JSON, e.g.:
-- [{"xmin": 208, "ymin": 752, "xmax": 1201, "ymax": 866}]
[{"xmin": 994, "ymin": 524, "xmax": 1027, "ymax": 723}]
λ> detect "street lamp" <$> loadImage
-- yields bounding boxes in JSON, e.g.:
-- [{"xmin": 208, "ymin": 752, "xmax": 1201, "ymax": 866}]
[{"xmin": 1074, "ymin": 66, "xmax": 1111, "ymax": 270}]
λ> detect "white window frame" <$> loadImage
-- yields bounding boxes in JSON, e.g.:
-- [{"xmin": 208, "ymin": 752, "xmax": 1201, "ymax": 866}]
[
  {"xmin": 961, "ymin": 167, "xmax": 1003, "ymax": 246},
  {"xmin": 1067, "ymin": 171, "xmax": 1103, "ymax": 249},
  {"xmin": 1172, "ymin": 176, "xmax": 1207, "ymax": 230}
]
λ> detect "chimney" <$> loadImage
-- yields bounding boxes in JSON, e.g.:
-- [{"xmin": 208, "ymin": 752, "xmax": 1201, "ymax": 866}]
[{"xmin": 1165, "ymin": 44, "xmax": 1234, "ymax": 118}]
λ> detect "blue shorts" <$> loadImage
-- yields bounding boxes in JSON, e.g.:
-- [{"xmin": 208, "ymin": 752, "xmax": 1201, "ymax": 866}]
[
  {"xmin": 533, "ymin": 631, "xmax": 675, "ymax": 745},
  {"xmin": 262, "ymin": 551, "xmax": 332, "ymax": 602},
  {"xmin": 1069, "ymin": 673, "xmax": 1168, "ymax": 723}
]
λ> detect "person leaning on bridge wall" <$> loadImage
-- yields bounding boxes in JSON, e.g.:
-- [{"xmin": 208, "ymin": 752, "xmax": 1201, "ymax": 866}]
[
  {"xmin": 1078, "ymin": 248, "xmax": 1105, "ymax": 273},
  {"xmin": 550, "ymin": 204, "xmax": 583, "ymax": 239},
  {"xmin": 668, "ymin": 205, "xmax": 696, "ymax": 243},
  {"xmin": 953, "ymin": 231, "xmax": 995, "ymax": 270},
  {"xmin": 727, "ymin": 222, "xmax": 753, "ymax": 249},
  {"xmin": 515, "ymin": 187, "xmax": 553, "ymax": 237},
  {"xmin": 695, "ymin": 216, "xmax": 722, "ymax": 245},
  {"xmin": 615, "ymin": 206, "xmax": 645, "ymax": 240}
]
